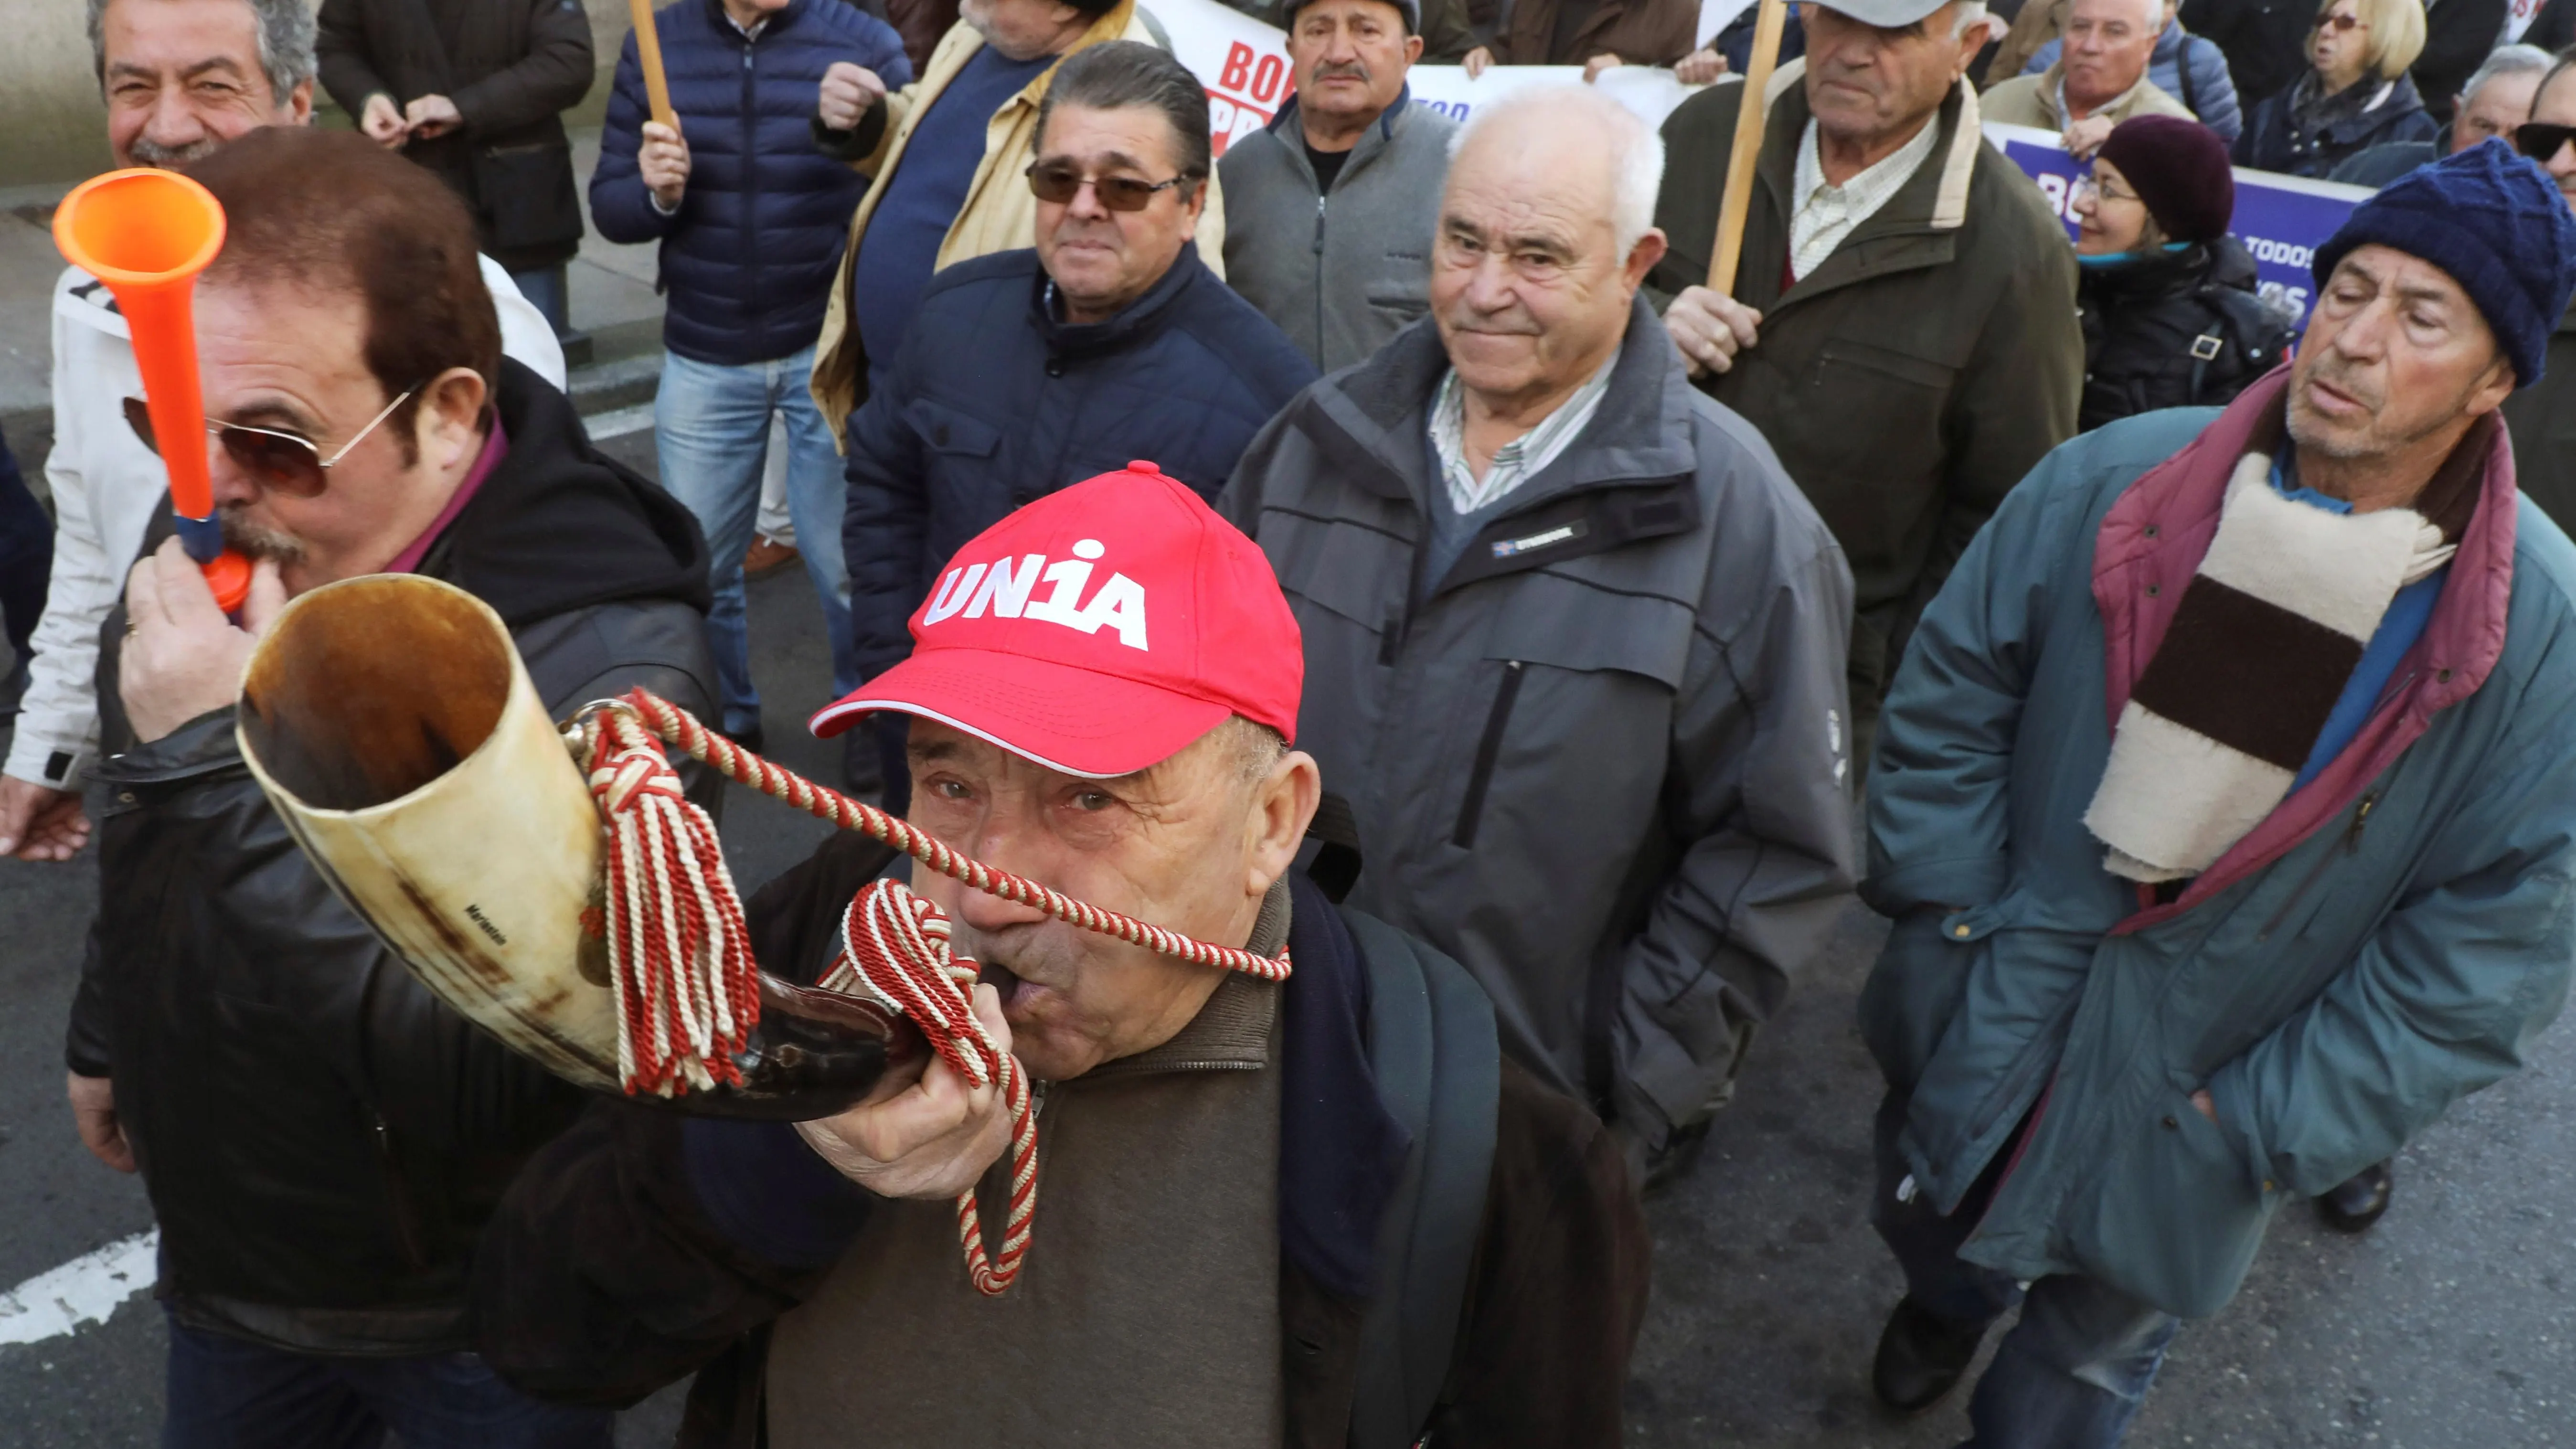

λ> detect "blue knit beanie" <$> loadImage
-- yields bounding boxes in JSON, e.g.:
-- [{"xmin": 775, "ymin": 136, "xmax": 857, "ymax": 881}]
[{"xmin": 2311, "ymin": 139, "xmax": 2576, "ymax": 390}]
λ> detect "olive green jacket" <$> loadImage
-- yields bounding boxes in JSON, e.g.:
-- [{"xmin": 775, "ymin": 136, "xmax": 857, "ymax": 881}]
[{"xmin": 1647, "ymin": 63, "xmax": 2082, "ymax": 704}]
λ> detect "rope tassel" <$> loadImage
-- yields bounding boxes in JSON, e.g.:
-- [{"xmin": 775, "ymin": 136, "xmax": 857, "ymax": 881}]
[
  {"xmin": 822, "ymin": 881, "xmax": 1040, "ymax": 1296},
  {"xmin": 579, "ymin": 707, "xmax": 760, "ymax": 1097}
]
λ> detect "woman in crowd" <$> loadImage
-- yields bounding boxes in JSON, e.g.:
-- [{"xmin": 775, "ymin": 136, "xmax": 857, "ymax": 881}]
[
  {"xmin": 2072, "ymin": 115, "xmax": 2299, "ymax": 431},
  {"xmin": 2234, "ymin": 0, "xmax": 2436, "ymax": 177}
]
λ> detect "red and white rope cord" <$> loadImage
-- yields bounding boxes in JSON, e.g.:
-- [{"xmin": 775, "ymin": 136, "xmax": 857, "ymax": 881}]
[
  {"xmin": 820, "ymin": 881, "xmax": 1039, "ymax": 1295},
  {"xmin": 569, "ymin": 688, "xmax": 1290, "ymax": 1295}
]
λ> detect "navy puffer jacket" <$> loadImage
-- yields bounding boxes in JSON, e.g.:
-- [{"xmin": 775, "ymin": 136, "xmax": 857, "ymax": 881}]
[
  {"xmin": 592, "ymin": 0, "xmax": 911, "ymax": 366},
  {"xmin": 841, "ymin": 245, "xmax": 1317, "ymax": 680}
]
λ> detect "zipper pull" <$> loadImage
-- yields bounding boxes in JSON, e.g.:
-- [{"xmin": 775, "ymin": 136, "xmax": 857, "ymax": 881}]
[
  {"xmin": 1312, "ymin": 194, "xmax": 1325, "ymax": 253},
  {"xmin": 2346, "ymin": 793, "xmax": 2376, "ymax": 851}
]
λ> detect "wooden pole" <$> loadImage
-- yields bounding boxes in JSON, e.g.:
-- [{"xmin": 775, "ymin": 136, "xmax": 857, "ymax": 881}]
[
  {"xmin": 627, "ymin": 0, "xmax": 677, "ymax": 131},
  {"xmin": 1706, "ymin": 0, "xmax": 1789, "ymax": 295}
]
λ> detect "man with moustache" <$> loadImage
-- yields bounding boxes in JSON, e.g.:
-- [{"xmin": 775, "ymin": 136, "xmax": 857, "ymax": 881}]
[
  {"xmin": 1219, "ymin": 0, "xmax": 1456, "ymax": 373},
  {"xmin": 65, "ymin": 127, "xmax": 714, "ymax": 1446},
  {"xmin": 1857, "ymin": 141, "xmax": 2576, "ymax": 1442},
  {"xmin": 0, "ymin": 0, "xmax": 561, "ymax": 863}
]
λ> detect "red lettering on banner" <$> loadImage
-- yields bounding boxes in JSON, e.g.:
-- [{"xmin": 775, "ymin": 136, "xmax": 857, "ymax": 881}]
[
  {"xmin": 1220, "ymin": 42, "xmax": 1254, "ymax": 91},
  {"xmin": 1251, "ymin": 53, "xmax": 1285, "ymax": 103}
]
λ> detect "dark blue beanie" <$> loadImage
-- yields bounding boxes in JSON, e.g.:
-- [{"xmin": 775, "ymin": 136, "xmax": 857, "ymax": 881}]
[{"xmin": 2311, "ymin": 139, "xmax": 2576, "ymax": 390}]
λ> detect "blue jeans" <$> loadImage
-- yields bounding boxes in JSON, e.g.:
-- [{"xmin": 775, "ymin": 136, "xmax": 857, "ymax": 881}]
[
  {"xmin": 654, "ymin": 345, "xmax": 856, "ymax": 737},
  {"xmin": 1873, "ymin": 1092, "xmax": 2182, "ymax": 1449},
  {"xmin": 507, "ymin": 265, "xmax": 570, "ymax": 336},
  {"xmin": 161, "ymin": 1314, "xmax": 610, "ymax": 1449}
]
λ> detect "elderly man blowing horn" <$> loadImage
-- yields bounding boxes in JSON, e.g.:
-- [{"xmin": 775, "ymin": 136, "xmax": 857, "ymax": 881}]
[
  {"xmin": 470, "ymin": 467, "xmax": 1650, "ymax": 1448},
  {"xmin": 1856, "ymin": 141, "xmax": 2576, "ymax": 1445}
]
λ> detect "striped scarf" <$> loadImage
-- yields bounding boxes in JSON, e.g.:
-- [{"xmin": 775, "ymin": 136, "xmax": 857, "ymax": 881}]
[{"xmin": 2084, "ymin": 414, "xmax": 2491, "ymax": 883}]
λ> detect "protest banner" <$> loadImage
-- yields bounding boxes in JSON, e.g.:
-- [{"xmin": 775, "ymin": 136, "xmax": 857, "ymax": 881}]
[
  {"xmin": 2509, "ymin": 0, "xmax": 2546, "ymax": 42},
  {"xmin": 1149, "ymin": 0, "xmax": 1706, "ymax": 156},
  {"xmin": 1981, "ymin": 120, "xmax": 2370, "ymax": 327}
]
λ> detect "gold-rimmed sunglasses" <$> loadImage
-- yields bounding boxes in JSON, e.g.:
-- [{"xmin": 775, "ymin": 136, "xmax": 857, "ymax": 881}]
[{"xmin": 122, "ymin": 384, "xmax": 419, "ymax": 499}]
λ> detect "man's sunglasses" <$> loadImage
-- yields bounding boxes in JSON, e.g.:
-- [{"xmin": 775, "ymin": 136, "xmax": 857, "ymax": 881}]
[
  {"xmin": 1024, "ymin": 160, "xmax": 1192, "ymax": 211},
  {"xmin": 2517, "ymin": 122, "xmax": 2576, "ymax": 165},
  {"xmin": 123, "ymin": 385, "xmax": 417, "ymax": 499}
]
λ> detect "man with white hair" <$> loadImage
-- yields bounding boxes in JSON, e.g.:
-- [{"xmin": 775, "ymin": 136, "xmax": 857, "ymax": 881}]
[
  {"xmin": 1650, "ymin": 0, "xmax": 2080, "ymax": 769},
  {"xmin": 1982, "ymin": 0, "xmax": 2194, "ymax": 156},
  {"xmin": 2333, "ymin": 43, "xmax": 2555, "ymax": 186},
  {"xmin": 1221, "ymin": 85, "xmax": 1859, "ymax": 1185}
]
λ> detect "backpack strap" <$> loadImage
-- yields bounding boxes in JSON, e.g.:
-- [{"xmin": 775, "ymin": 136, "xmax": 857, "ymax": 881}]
[
  {"xmin": 2187, "ymin": 283, "xmax": 2297, "ymax": 404},
  {"xmin": 1342, "ymin": 910, "xmax": 1501, "ymax": 1449}
]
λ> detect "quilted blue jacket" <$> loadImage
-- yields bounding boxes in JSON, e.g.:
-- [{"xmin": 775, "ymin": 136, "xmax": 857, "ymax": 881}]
[{"xmin": 592, "ymin": 0, "xmax": 911, "ymax": 365}]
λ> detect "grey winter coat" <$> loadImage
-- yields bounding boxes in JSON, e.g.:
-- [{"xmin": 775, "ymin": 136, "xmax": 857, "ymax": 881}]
[
  {"xmin": 1217, "ymin": 300, "xmax": 1859, "ymax": 1146},
  {"xmin": 1218, "ymin": 92, "xmax": 1456, "ymax": 374}
]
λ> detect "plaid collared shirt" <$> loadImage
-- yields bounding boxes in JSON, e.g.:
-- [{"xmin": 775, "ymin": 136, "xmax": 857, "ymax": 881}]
[
  {"xmin": 1428, "ymin": 356, "xmax": 1618, "ymax": 516},
  {"xmin": 1788, "ymin": 115, "xmax": 1940, "ymax": 281}
]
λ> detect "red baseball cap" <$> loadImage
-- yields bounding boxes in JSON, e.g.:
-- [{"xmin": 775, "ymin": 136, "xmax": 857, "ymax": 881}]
[{"xmin": 809, "ymin": 462, "xmax": 1302, "ymax": 778}]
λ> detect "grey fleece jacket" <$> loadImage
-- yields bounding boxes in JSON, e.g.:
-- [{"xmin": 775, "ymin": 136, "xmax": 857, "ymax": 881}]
[
  {"xmin": 1217, "ymin": 90, "xmax": 1456, "ymax": 374},
  {"xmin": 1217, "ymin": 300, "xmax": 1859, "ymax": 1146}
]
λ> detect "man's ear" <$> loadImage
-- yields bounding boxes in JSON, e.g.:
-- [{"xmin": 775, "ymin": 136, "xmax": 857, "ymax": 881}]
[
  {"xmin": 2466, "ymin": 350, "xmax": 2517, "ymax": 418},
  {"xmin": 1246, "ymin": 750, "xmax": 1323, "ymax": 900},
  {"xmin": 416, "ymin": 366, "xmax": 490, "ymax": 474},
  {"xmin": 1623, "ymin": 225, "xmax": 1670, "ymax": 289},
  {"xmin": 1403, "ymin": 32, "xmax": 1426, "ymax": 64},
  {"xmin": 281, "ymin": 77, "xmax": 315, "ymax": 126}
]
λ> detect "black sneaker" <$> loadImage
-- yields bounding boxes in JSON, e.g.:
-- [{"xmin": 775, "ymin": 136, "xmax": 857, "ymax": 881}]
[
  {"xmin": 2316, "ymin": 1160, "xmax": 2394, "ymax": 1234},
  {"xmin": 1871, "ymin": 1297, "xmax": 1990, "ymax": 1416}
]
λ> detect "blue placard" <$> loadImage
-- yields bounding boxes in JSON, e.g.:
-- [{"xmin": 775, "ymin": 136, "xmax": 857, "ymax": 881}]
[{"xmin": 1983, "ymin": 121, "xmax": 2373, "ymax": 329}]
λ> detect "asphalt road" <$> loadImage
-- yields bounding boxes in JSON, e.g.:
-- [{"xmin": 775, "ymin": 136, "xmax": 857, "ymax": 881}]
[{"xmin": 2, "ymin": 425, "xmax": 2571, "ymax": 1447}]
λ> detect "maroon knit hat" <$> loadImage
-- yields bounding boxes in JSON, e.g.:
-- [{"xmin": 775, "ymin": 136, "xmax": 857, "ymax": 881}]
[{"xmin": 2097, "ymin": 116, "xmax": 2235, "ymax": 246}]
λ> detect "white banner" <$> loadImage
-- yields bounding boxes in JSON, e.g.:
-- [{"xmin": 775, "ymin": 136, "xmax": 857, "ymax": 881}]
[
  {"xmin": 2508, "ymin": 0, "xmax": 2546, "ymax": 42},
  {"xmin": 1147, "ymin": 0, "xmax": 1710, "ymax": 157}
]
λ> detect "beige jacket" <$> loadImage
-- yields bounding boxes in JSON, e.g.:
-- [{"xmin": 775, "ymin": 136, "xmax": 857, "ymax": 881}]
[
  {"xmin": 1980, "ymin": 61, "xmax": 2195, "ymax": 131},
  {"xmin": 808, "ymin": 0, "xmax": 1228, "ymax": 445}
]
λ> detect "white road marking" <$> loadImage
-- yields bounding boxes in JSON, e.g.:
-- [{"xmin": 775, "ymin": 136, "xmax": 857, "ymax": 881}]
[{"xmin": 0, "ymin": 1230, "xmax": 157, "ymax": 1347}]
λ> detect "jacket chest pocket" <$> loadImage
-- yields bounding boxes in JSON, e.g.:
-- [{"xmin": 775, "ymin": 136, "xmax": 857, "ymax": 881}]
[
  {"xmin": 1799, "ymin": 337, "xmax": 1956, "ymax": 462},
  {"xmin": 1362, "ymin": 247, "xmax": 1432, "ymax": 325},
  {"xmin": 904, "ymin": 397, "xmax": 1002, "ymax": 459},
  {"xmin": 1450, "ymin": 584, "xmax": 1693, "ymax": 849}
]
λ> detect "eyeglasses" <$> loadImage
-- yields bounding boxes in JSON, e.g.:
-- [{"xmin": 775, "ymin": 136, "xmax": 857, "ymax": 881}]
[
  {"xmin": 1024, "ymin": 160, "xmax": 1192, "ymax": 212},
  {"xmin": 2517, "ymin": 122, "xmax": 2576, "ymax": 165},
  {"xmin": 2071, "ymin": 175, "xmax": 2140, "ymax": 206},
  {"xmin": 2315, "ymin": 11, "xmax": 2365, "ymax": 32},
  {"xmin": 123, "ymin": 385, "xmax": 417, "ymax": 499}
]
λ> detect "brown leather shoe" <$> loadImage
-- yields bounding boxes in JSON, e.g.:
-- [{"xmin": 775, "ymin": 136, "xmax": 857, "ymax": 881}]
[{"xmin": 744, "ymin": 536, "xmax": 801, "ymax": 579}]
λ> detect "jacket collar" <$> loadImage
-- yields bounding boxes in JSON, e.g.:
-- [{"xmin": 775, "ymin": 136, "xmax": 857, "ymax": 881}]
[
  {"xmin": 1292, "ymin": 294, "xmax": 1703, "ymax": 594},
  {"xmin": 2037, "ymin": 57, "xmax": 2163, "ymax": 128},
  {"xmin": 1032, "ymin": 241, "xmax": 1208, "ymax": 359},
  {"xmin": 2092, "ymin": 366, "xmax": 2520, "ymax": 932},
  {"xmin": 697, "ymin": 0, "xmax": 802, "ymax": 42},
  {"xmin": 1762, "ymin": 58, "xmax": 1981, "ymax": 236}
]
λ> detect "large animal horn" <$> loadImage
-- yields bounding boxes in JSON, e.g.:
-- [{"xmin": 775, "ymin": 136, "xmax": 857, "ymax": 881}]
[{"xmin": 236, "ymin": 574, "xmax": 916, "ymax": 1119}]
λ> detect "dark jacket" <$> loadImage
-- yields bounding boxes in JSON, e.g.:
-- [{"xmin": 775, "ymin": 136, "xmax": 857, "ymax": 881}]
[
  {"xmin": 65, "ymin": 361, "xmax": 720, "ymax": 1354},
  {"xmin": 2178, "ymin": 0, "xmax": 2311, "ymax": 108},
  {"xmin": 2234, "ymin": 71, "xmax": 2440, "ymax": 180},
  {"xmin": 316, "ymin": 0, "xmax": 595, "ymax": 273},
  {"xmin": 2413, "ymin": 0, "xmax": 2510, "ymax": 122},
  {"xmin": 2328, "ymin": 138, "xmax": 2439, "ymax": 187},
  {"xmin": 2076, "ymin": 236, "xmax": 2298, "ymax": 432},
  {"xmin": 592, "ymin": 0, "xmax": 912, "ymax": 366},
  {"xmin": 2507, "ymin": 302, "xmax": 2576, "ymax": 534},
  {"xmin": 1647, "ymin": 65, "xmax": 2082, "ymax": 713},
  {"xmin": 1216, "ymin": 300, "xmax": 1856, "ymax": 1147},
  {"xmin": 1217, "ymin": 91, "xmax": 1456, "ymax": 373},
  {"xmin": 2531, "ymin": 0, "xmax": 2576, "ymax": 52},
  {"xmin": 1488, "ymin": 0, "xmax": 1695, "ymax": 66},
  {"xmin": 885, "ymin": 0, "xmax": 958, "ymax": 76},
  {"xmin": 841, "ymin": 244, "xmax": 1315, "ymax": 682},
  {"xmin": 473, "ymin": 843, "xmax": 1650, "ymax": 1448}
]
